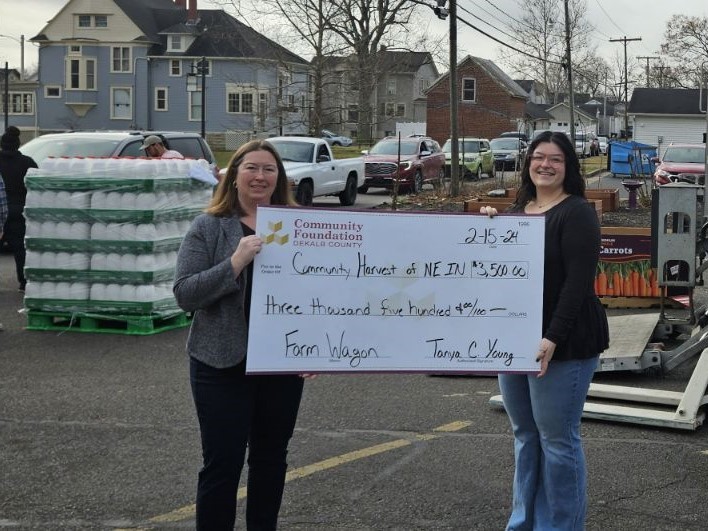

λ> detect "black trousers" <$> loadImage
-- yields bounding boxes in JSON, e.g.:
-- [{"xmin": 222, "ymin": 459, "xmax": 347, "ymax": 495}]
[
  {"xmin": 189, "ymin": 357, "xmax": 304, "ymax": 530},
  {"xmin": 2, "ymin": 209, "xmax": 26, "ymax": 288}
]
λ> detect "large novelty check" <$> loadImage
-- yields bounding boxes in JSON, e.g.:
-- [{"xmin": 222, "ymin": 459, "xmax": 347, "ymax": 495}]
[{"xmin": 246, "ymin": 206, "xmax": 544, "ymax": 374}]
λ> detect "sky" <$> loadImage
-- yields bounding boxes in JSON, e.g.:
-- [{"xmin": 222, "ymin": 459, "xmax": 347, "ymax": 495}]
[{"xmin": 1, "ymin": 0, "xmax": 707, "ymax": 76}]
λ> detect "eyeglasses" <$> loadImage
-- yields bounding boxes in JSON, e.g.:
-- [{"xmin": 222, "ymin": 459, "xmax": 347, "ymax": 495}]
[
  {"xmin": 529, "ymin": 154, "xmax": 565, "ymax": 165},
  {"xmin": 240, "ymin": 163, "xmax": 278, "ymax": 175}
]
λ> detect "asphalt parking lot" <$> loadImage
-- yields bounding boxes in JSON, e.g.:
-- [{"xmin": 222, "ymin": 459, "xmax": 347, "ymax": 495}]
[{"xmin": 2, "ymin": 251, "xmax": 708, "ymax": 530}]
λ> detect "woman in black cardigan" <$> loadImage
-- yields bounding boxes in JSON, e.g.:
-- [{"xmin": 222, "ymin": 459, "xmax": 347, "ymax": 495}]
[{"xmin": 481, "ymin": 131, "xmax": 609, "ymax": 530}]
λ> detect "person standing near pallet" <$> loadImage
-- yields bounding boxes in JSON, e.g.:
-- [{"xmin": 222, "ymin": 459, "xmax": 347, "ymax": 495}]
[
  {"xmin": 0, "ymin": 126, "xmax": 38, "ymax": 292},
  {"xmin": 173, "ymin": 139, "xmax": 308, "ymax": 530}
]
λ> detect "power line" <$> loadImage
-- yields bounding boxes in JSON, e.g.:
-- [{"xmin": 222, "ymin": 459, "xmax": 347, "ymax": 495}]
[
  {"xmin": 455, "ymin": 13, "xmax": 564, "ymax": 66},
  {"xmin": 610, "ymin": 36, "xmax": 642, "ymax": 136},
  {"xmin": 457, "ymin": 3, "xmax": 528, "ymax": 48}
]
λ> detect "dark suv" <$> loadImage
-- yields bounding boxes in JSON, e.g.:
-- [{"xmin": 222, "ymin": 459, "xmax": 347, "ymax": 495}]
[
  {"xmin": 361, "ymin": 136, "xmax": 445, "ymax": 194},
  {"xmin": 19, "ymin": 131, "xmax": 218, "ymax": 175}
]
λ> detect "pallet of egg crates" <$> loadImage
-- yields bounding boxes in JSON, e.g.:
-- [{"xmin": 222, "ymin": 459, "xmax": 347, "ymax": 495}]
[{"xmin": 22, "ymin": 156, "xmax": 215, "ymax": 334}]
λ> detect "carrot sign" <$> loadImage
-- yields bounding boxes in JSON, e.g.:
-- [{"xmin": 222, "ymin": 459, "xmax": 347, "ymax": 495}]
[{"xmin": 596, "ymin": 227, "xmax": 657, "ymax": 298}]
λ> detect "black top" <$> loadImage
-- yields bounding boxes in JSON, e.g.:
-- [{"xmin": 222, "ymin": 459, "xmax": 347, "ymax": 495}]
[
  {"xmin": 516, "ymin": 195, "xmax": 609, "ymax": 361},
  {"xmin": 0, "ymin": 150, "xmax": 37, "ymax": 210}
]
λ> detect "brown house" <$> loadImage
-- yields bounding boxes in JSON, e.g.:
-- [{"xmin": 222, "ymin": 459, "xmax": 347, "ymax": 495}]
[{"xmin": 426, "ymin": 55, "xmax": 528, "ymax": 145}]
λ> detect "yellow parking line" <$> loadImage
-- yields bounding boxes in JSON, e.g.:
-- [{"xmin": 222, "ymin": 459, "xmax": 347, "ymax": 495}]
[{"xmin": 129, "ymin": 420, "xmax": 472, "ymax": 527}]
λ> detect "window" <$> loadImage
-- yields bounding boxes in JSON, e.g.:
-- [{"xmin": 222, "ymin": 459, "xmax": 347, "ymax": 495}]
[
  {"xmin": 169, "ymin": 35, "xmax": 182, "ymax": 51},
  {"xmin": 387, "ymin": 79, "xmax": 396, "ymax": 95},
  {"xmin": 67, "ymin": 58, "xmax": 96, "ymax": 90},
  {"xmin": 110, "ymin": 87, "xmax": 132, "ymax": 119},
  {"xmin": 155, "ymin": 87, "xmax": 168, "ymax": 111},
  {"xmin": 170, "ymin": 60, "xmax": 181, "ymax": 76},
  {"xmin": 242, "ymin": 94, "xmax": 253, "ymax": 113},
  {"xmin": 68, "ymin": 45, "xmax": 82, "ymax": 56},
  {"xmin": 77, "ymin": 14, "xmax": 108, "ymax": 28},
  {"xmin": 348, "ymin": 105, "xmax": 358, "ymax": 123},
  {"xmin": 396, "ymin": 103, "xmax": 405, "ymax": 117},
  {"xmin": 189, "ymin": 91, "xmax": 202, "ymax": 121},
  {"xmin": 5, "ymin": 92, "xmax": 34, "ymax": 114},
  {"xmin": 112, "ymin": 47, "xmax": 131, "ymax": 73},
  {"xmin": 462, "ymin": 78, "xmax": 476, "ymax": 102},
  {"xmin": 419, "ymin": 78, "xmax": 430, "ymax": 95},
  {"xmin": 45, "ymin": 86, "xmax": 62, "ymax": 98},
  {"xmin": 384, "ymin": 102, "xmax": 396, "ymax": 117},
  {"xmin": 226, "ymin": 85, "xmax": 265, "ymax": 114}
]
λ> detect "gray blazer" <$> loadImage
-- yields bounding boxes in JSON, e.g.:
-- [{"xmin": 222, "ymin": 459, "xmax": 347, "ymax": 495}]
[{"xmin": 173, "ymin": 213, "xmax": 249, "ymax": 368}]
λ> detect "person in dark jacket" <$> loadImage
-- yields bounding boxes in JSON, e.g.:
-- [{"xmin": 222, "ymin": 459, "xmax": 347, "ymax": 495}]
[
  {"xmin": 174, "ymin": 139, "xmax": 307, "ymax": 530},
  {"xmin": 481, "ymin": 131, "xmax": 609, "ymax": 530},
  {"xmin": 0, "ymin": 126, "xmax": 38, "ymax": 291}
]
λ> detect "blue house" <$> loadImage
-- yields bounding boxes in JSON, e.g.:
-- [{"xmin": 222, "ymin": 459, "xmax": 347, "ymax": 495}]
[{"xmin": 29, "ymin": 0, "xmax": 311, "ymax": 149}]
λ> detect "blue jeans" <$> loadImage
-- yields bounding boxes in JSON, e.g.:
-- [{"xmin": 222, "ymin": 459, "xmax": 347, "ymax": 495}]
[
  {"xmin": 498, "ymin": 357, "xmax": 598, "ymax": 531},
  {"xmin": 190, "ymin": 357, "xmax": 304, "ymax": 531}
]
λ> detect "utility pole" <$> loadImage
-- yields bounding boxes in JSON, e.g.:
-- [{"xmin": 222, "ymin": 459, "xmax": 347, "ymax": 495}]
[
  {"xmin": 610, "ymin": 36, "xmax": 641, "ymax": 139},
  {"xmin": 449, "ymin": 0, "xmax": 459, "ymax": 196},
  {"xmin": 564, "ymin": 0, "xmax": 575, "ymax": 141},
  {"xmin": 434, "ymin": 0, "xmax": 458, "ymax": 196},
  {"xmin": 637, "ymin": 56, "xmax": 660, "ymax": 87}
]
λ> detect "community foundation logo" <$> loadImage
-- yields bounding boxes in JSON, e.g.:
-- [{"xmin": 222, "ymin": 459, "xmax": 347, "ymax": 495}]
[
  {"xmin": 292, "ymin": 218, "xmax": 365, "ymax": 248},
  {"xmin": 260, "ymin": 220, "xmax": 289, "ymax": 245}
]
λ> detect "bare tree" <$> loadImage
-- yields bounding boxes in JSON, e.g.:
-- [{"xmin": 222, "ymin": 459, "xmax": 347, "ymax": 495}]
[
  {"xmin": 660, "ymin": 14, "xmax": 708, "ymax": 88},
  {"xmin": 325, "ymin": 0, "xmax": 421, "ymax": 143},
  {"xmin": 498, "ymin": 0, "xmax": 594, "ymax": 103}
]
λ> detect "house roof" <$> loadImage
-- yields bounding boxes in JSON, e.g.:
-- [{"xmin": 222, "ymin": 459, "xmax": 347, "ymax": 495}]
[
  {"xmin": 525, "ymin": 101, "xmax": 553, "ymax": 120},
  {"xmin": 31, "ymin": 0, "xmax": 307, "ymax": 65},
  {"xmin": 377, "ymin": 51, "xmax": 438, "ymax": 75},
  {"xmin": 514, "ymin": 79, "xmax": 535, "ymax": 93},
  {"xmin": 578, "ymin": 100, "xmax": 616, "ymax": 117},
  {"xmin": 429, "ymin": 56, "xmax": 527, "ymax": 99},
  {"xmin": 114, "ymin": 0, "xmax": 184, "ymax": 44},
  {"xmin": 628, "ymin": 88, "xmax": 706, "ymax": 115},
  {"xmin": 314, "ymin": 51, "xmax": 437, "ymax": 76},
  {"xmin": 184, "ymin": 10, "xmax": 307, "ymax": 64},
  {"xmin": 546, "ymin": 101, "xmax": 596, "ymax": 121}
]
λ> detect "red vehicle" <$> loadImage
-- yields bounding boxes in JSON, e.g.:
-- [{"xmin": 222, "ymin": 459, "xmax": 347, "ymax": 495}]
[
  {"xmin": 360, "ymin": 136, "xmax": 446, "ymax": 194},
  {"xmin": 653, "ymin": 143, "xmax": 706, "ymax": 186}
]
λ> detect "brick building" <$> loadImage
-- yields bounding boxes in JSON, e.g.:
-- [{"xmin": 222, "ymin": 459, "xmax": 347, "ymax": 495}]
[{"xmin": 426, "ymin": 56, "xmax": 527, "ymax": 145}]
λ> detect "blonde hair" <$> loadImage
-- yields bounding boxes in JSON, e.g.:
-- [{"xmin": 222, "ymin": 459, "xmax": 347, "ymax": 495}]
[{"xmin": 206, "ymin": 139, "xmax": 296, "ymax": 217}]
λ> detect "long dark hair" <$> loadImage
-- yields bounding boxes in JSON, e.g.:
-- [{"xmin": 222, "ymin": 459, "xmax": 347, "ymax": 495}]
[
  {"xmin": 206, "ymin": 139, "xmax": 296, "ymax": 217},
  {"xmin": 511, "ymin": 131, "xmax": 585, "ymax": 211}
]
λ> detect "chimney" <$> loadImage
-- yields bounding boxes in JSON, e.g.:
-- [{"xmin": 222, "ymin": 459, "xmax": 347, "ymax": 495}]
[
  {"xmin": 175, "ymin": 0, "xmax": 186, "ymax": 8},
  {"xmin": 188, "ymin": 0, "xmax": 197, "ymax": 22}
]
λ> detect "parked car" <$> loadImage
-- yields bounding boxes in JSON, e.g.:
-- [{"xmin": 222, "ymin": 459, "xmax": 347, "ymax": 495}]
[
  {"xmin": 653, "ymin": 143, "xmax": 706, "ymax": 186},
  {"xmin": 267, "ymin": 137, "xmax": 364, "ymax": 205},
  {"xmin": 321, "ymin": 129, "xmax": 353, "ymax": 147},
  {"xmin": 441, "ymin": 137, "xmax": 495, "ymax": 180},
  {"xmin": 361, "ymin": 136, "xmax": 445, "ymax": 194},
  {"xmin": 574, "ymin": 131, "xmax": 596, "ymax": 158},
  {"xmin": 597, "ymin": 136, "xmax": 609, "ymax": 154},
  {"xmin": 490, "ymin": 137, "xmax": 527, "ymax": 171},
  {"xmin": 498, "ymin": 131, "xmax": 529, "ymax": 143},
  {"xmin": 19, "ymin": 131, "xmax": 218, "ymax": 176}
]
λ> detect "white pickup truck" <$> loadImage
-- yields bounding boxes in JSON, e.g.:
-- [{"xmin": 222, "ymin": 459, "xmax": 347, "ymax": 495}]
[{"xmin": 267, "ymin": 136, "xmax": 364, "ymax": 206}]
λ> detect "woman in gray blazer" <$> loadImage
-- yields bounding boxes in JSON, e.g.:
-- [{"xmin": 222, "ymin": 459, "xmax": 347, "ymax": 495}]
[{"xmin": 174, "ymin": 139, "xmax": 304, "ymax": 530}]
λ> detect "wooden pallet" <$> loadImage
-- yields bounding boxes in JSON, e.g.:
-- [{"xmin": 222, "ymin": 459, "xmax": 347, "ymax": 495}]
[
  {"xmin": 26, "ymin": 310, "xmax": 191, "ymax": 335},
  {"xmin": 599, "ymin": 296, "xmax": 685, "ymax": 309}
]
